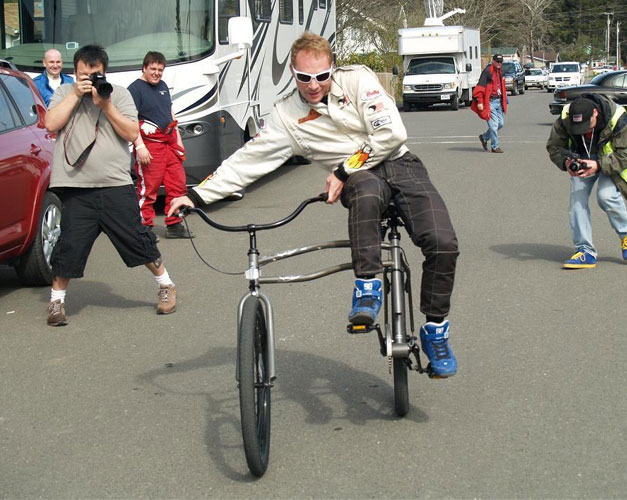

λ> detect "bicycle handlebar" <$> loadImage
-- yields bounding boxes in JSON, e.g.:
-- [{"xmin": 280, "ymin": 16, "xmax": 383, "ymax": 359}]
[{"xmin": 180, "ymin": 192, "xmax": 328, "ymax": 233}]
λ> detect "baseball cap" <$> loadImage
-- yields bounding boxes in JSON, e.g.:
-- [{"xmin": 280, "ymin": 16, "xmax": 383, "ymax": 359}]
[
  {"xmin": 492, "ymin": 54, "xmax": 504, "ymax": 63},
  {"xmin": 568, "ymin": 97, "xmax": 596, "ymax": 134}
]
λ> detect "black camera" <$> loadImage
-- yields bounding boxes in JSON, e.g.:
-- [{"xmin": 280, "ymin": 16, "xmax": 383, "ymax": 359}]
[
  {"xmin": 89, "ymin": 72, "xmax": 113, "ymax": 99},
  {"xmin": 567, "ymin": 153, "xmax": 589, "ymax": 173}
]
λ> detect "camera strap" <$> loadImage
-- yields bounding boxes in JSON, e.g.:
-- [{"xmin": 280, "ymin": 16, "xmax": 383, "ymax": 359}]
[
  {"xmin": 581, "ymin": 130, "xmax": 594, "ymax": 159},
  {"xmin": 63, "ymin": 97, "xmax": 103, "ymax": 168}
]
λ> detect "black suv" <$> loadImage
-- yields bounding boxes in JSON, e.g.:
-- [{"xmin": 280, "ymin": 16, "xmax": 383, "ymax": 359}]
[{"xmin": 502, "ymin": 61, "xmax": 525, "ymax": 95}]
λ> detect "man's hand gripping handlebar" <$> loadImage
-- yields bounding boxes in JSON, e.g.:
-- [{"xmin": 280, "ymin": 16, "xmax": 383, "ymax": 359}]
[{"xmin": 168, "ymin": 195, "xmax": 195, "ymax": 218}]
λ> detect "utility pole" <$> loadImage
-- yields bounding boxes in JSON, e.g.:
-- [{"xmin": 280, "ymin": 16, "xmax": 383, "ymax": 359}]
[
  {"xmin": 617, "ymin": 22, "xmax": 621, "ymax": 67},
  {"xmin": 604, "ymin": 11, "xmax": 613, "ymax": 64}
]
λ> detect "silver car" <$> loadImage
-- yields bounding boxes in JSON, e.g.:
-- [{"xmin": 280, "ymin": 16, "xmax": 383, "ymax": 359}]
[{"xmin": 524, "ymin": 68, "xmax": 548, "ymax": 90}]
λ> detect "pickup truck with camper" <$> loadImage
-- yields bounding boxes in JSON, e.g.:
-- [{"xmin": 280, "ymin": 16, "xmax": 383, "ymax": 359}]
[{"xmin": 398, "ymin": 24, "xmax": 481, "ymax": 111}]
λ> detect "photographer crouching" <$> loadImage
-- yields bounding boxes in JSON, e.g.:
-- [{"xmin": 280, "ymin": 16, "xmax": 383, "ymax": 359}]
[
  {"xmin": 44, "ymin": 45, "xmax": 179, "ymax": 326},
  {"xmin": 547, "ymin": 95, "xmax": 627, "ymax": 269}
]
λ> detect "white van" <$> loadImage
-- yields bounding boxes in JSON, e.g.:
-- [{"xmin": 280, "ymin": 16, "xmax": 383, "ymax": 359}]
[{"xmin": 547, "ymin": 62, "xmax": 583, "ymax": 92}]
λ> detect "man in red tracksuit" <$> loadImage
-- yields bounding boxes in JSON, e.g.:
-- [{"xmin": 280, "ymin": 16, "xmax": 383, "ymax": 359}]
[
  {"xmin": 471, "ymin": 53, "xmax": 508, "ymax": 154},
  {"xmin": 128, "ymin": 51, "xmax": 194, "ymax": 239}
]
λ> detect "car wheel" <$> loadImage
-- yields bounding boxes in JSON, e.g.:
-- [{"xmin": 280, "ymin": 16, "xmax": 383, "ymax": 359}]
[
  {"xmin": 450, "ymin": 93, "xmax": 459, "ymax": 111},
  {"xmin": 16, "ymin": 191, "xmax": 62, "ymax": 286},
  {"xmin": 511, "ymin": 84, "xmax": 518, "ymax": 96},
  {"xmin": 519, "ymin": 82, "xmax": 525, "ymax": 94},
  {"xmin": 547, "ymin": 87, "xmax": 552, "ymax": 93},
  {"xmin": 402, "ymin": 101, "xmax": 411, "ymax": 112}
]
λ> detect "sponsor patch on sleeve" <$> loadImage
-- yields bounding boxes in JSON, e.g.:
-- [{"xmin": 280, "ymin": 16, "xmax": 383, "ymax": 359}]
[
  {"xmin": 360, "ymin": 89, "xmax": 382, "ymax": 101},
  {"xmin": 371, "ymin": 115, "xmax": 392, "ymax": 129},
  {"xmin": 367, "ymin": 102, "xmax": 386, "ymax": 114},
  {"xmin": 344, "ymin": 144, "xmax": 373, "ymax": 171}
]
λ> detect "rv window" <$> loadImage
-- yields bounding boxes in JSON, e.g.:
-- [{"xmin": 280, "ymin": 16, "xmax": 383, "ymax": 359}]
[
  {"xmin": 299, "ymin": 0, "xmax": 304, "ymax": 24},
  {"xmin": 218, "ymin": 0, "xmax": 241, "ymax": 44},
  {"xmin": 255, "ymin": 0, "xmax": 272, "ymax": 21},
  {"xmin": 280, "ymin": 0, "xmax": 294, "ymax": 23}
]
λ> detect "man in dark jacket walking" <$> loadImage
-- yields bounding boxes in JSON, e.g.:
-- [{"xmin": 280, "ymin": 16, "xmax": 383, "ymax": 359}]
[
  {"xmin": 472, "ymin": 54, "xmax": 507, "ymax": 153},
  {"xmin": 546, "ymin": 94, "xmax": 627, "ymax": 268}
]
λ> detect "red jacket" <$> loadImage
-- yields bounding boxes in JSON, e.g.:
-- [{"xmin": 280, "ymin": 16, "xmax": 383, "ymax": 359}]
[{"xmin": 471, "ymin": 64, "xmax": 507, "ymax": 120}]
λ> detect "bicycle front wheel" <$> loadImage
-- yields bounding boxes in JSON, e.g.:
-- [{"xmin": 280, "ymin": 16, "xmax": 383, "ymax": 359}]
[
  {"xmin": 393, "ymin": 358, "xmax": 409, "ymax": 417},
  {"xmin": 238, "ymin": 295, "xmax": 271, "ymax": 477}
]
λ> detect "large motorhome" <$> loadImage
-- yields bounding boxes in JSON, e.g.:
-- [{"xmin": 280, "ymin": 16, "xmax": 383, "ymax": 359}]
[
  {"xmin": 398, "ymin": 24, "xmax": 480, "ymax": 111},
  {"xmin": 0, "ymin": 0, "xmax": 336, "ymax": 184}
]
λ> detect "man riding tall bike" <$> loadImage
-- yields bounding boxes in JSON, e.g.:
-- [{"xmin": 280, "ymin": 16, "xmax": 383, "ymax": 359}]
[{"xmin": 169, "ymin": 32, "xmax": 459, "ymax": 377}]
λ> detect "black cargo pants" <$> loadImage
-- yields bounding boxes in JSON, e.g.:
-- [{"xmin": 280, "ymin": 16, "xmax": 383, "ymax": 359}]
[{"xmin": 340, "ymin": 152, "xmax": 459, "ymax": 318}]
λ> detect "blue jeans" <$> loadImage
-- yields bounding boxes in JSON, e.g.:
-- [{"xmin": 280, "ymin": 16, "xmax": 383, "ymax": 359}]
[
  {"xmin": 481, "ymin": 99, "xmax": 504, "ymax": 150},
  {"xmin": 569, "ymin": 173, "xmax": 627, "ymax": 256}
]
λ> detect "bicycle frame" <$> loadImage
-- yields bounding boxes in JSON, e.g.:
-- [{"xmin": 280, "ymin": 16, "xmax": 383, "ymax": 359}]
[{"xmin": 187, "ymin": 194, "xmax": 422, "ymax": 383}]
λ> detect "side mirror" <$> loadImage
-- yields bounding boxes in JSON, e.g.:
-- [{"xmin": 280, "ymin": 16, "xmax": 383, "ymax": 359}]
[
  {"xmin": 392, "ymin": 66, "xmax": 399, "ymax": 76},
  {"xmin": 465, "ymin": 63, "xmax": 472, "ymax": 72},
  {"xmin": 228, "ymin": 17, "xmax": 253, "ymax": 49}
]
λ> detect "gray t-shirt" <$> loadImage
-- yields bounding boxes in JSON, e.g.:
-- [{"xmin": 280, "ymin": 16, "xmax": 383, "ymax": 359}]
[{"xmin": 49, "ymin": 83, "xmax": 138, "ymax": 188}]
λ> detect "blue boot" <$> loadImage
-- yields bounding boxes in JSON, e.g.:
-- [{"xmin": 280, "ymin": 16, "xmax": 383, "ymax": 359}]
[
  {"xmin": 348, "ymin": 278, "xmax": 382, "ymax": 326},
  {"xmin": 419, "ymin": 320, "xmax": 457, "ymax": 378}
]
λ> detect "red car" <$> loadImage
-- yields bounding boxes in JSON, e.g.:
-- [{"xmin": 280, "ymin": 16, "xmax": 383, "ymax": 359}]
[{"xmin": 0, "ymin": 65, "xmax": 60, "ymax": 285}]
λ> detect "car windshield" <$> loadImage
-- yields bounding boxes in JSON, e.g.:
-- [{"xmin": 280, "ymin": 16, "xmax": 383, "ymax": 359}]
[
  {"xmin": 528, "ymin": 69, "xmax": 542, "ymax": 75},
  {"xmin": 0, "ymin": 0, "xmax": 215, "ymax": 73},
  {"xmin": 551, "ymin": 64, "xmax": 579, "ymax": 73},
  {"xmin": 502, "ymin": 62, "xmax": 516, "ymax": 74},
  {"xmin": 407, "ymin": 57, "xmax": 456, "ymax": 75}
]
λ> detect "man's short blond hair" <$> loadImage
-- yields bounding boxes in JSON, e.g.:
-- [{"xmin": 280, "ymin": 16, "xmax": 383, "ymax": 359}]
[{"xmin": 290, "ymin": 32, "xmax": 333, "ymax": 67}]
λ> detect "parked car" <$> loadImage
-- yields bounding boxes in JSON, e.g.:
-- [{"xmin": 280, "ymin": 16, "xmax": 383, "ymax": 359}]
[
  {"xmin": 548, "ymin": 69, "xmax": 627, "ymax": 115},
  {"xmin": 502, "ymin": 61, "xmax": 525, "ymax": 95},
  {"xmin": 524, "ymin": 67, "xmax": 548, "ymax": 90},
  {"xmin": 0, "ymin": 66, "xmax": 60, "ymax": 285},
  {"xmin": 547, "ymin": 61, "xmax": 583, "ymax": 92}
]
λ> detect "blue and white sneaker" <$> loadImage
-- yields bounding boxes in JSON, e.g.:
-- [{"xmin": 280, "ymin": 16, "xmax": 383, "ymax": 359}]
[
  {"xmin": 419, "ymin": 320, "xmax": 457, "ymax": 378},
  {"xmin": 348, "ymin": 278, "xmax": 382, "ymax": 326},
  {"xmin": 563, "ymin": 250, "xmax": 597, "ymax": 269}
]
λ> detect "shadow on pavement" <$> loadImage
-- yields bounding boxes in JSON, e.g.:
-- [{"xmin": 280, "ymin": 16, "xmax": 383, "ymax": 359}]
[{"xmin": 138, "ymin": 346, "xmax": 429, "ymax": 481}]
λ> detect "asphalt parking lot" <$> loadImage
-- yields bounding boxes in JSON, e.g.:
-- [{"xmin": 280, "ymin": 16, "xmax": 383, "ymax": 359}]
[{"xmin": 1, "ymin": 89, "xmax": 626, "ymax": 498}]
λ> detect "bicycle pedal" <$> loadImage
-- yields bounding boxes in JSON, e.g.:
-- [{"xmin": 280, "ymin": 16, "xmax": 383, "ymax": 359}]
[
  {"xmin": 425, "ymin": 364, "xmax": 445, "ymax": 379},
  {"xmin": 346, "ymin": 323, "xmax": 378, "ymax": 335}
]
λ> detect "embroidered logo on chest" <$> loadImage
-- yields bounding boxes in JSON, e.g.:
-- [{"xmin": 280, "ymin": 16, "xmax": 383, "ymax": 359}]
[{"xmin": 298, "ymin": 109, "xmax": 322, "ymax": 124}]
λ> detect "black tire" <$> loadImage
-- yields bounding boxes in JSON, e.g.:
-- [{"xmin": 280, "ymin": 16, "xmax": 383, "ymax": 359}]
[
  {"xmin": 393, "ymin": 358, "xmax": 409, "ymax": 417},
  {"xmin": 16, "ymin": 191, "xmax": 61, "ymax": 286},
  {"xmin": 450, "ymin": 93, "xmax": 459, "ymax": 111},
  {"xmin": 402, "ymin": 101, "xmax": 411, "ymax": 112},
  {"xmin": 511, "ymin": 84, "xmax": 518, "ymax": 96},
  {"xmin": 519, "ymin": 82, "xmax": 525, "ymax": 94},
  {"xmin": 547, "ymin": 87, "xmax": 552, "ymax": 93},
  {"xmin": 238, "ymin": 296, "xmax": 271, "ymax": 477}
]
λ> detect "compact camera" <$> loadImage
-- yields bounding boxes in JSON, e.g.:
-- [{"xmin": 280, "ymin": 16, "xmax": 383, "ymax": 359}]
[
  {"xmin": 567, "ymin": 153, "xmax": 589, "ymax": 173},
  {"xmin": 89, "ymin": 72, "xmax": 113, "ymax": 99}
]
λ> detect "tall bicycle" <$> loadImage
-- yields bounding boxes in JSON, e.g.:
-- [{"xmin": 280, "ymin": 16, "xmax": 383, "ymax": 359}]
[{"xmin": 182, "ymin": 194, "xmax": 431, "ymax": 477}]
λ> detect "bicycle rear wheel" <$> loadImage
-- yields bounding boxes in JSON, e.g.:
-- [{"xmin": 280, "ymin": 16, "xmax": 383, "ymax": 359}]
[
  {"xmin": 393, "ymin": 358, "xmax": 409, "ymax": 417},
  {"xmin": 238, "ymin": 295, "xmax": 271, "ymax": 477}
]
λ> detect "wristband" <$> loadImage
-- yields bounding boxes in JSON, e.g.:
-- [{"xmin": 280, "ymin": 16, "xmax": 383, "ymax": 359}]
[{"xmin": 333, "ymin": 165, "xmax": 349, "ymax": 182}]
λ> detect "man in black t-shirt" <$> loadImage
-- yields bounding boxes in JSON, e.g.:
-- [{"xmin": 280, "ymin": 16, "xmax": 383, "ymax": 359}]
[{"xmin": 128, "ymin": 51, "xmax": 193, "ymax": 239}]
